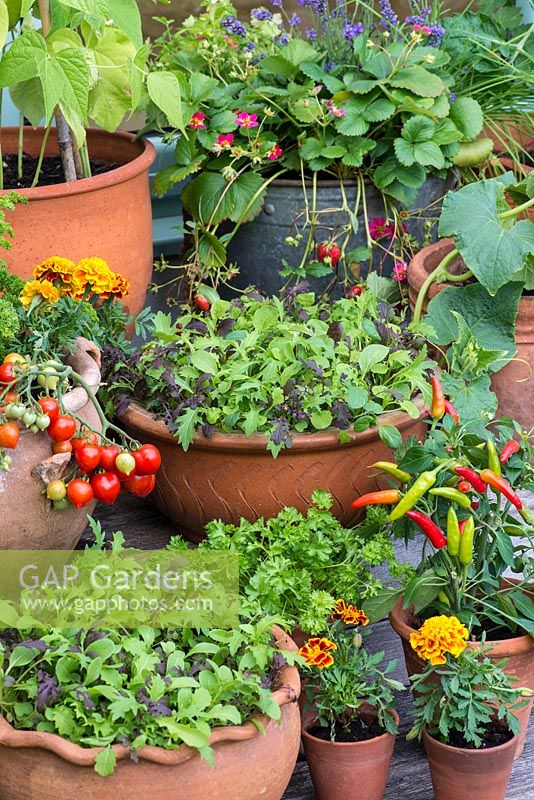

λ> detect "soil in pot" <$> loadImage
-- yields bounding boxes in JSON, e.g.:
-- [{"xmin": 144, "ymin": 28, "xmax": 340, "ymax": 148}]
[
  {"xmin": 307, "ymin": 716, "xmax": 387, "ymax": 743},
  {"xmin": 444, "ymin": 721, "xmax": 514, "ymax": 750},
  {"xmin": 3, "ymin": 154, "xmax": 118, "ymax": 189}
]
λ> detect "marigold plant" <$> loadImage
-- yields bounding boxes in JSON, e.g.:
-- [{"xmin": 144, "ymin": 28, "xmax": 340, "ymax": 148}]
[
  {"xmin": 331, "ymin": 599, "xmax": 369, "ymax": 627},
  {"xmin": 410, "ymin": 615, "xmax": 468, "ymax": 666},
  {"xmin": 299, "ymin": 637, "xmax": 337, "ymax": 669}
]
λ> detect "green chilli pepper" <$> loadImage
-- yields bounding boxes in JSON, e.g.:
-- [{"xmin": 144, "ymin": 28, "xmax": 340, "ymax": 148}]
[
  {"xmin": 371, "ymin": 461, "xmax": 411, "ymax": 483},
  {"xmin": 486, "ymin": 439, "xmax": 501, "ymax": 478},
  {"xmin": 459, "ymin": 516, "xmax": 475, "ymax": 566},
  {"xmin": 447, "ymin": 507, "xmax": 461, "ymax": 557},
  {"xmin": 388, "ymin": 470, "xmax": 438, "ymax": 521},
  {"xmin": 429, "ymin": 487, "xmax": 472, "ymax": 509}
]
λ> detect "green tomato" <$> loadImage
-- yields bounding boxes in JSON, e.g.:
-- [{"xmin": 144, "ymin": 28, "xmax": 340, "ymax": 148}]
[
  {"xmin": 36, "ymin": 414, "xmax": 51, "ymax": 430},
  {"xmin": 53, "ymin": 498, "xmax": 71, "ymax": 511},
  {"xmin": 22, "ymin": 410, "xmax": 37, "ymax": 427},
  {"xmin": 115, "ymin": 452, "xmax": 136, "ymax": 476},
  {"xmin": 30, "ymin": 424, "xmax": 39, "ymax": 433},
  {"xmin": 47, "ymin": 480, "xmax": 67, "ymax": 501},
  {"xmin": 37, "ymin": 361, "xmax": 62, "ymax": 392},
  {"xmin": 5, "ymin": 404, "xmax": 18, "ymax": 419},
  {"xmin": 9, "ymin": 404, "xmax": 26, "ymax": 420}
]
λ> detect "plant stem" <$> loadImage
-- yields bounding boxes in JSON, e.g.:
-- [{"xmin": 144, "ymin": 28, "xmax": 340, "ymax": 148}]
[
  {"xmin": 442, "ymin": 269, "xmax": 473, "ymax": 282},
  {"xmin": 80, "ymin": 139, "xmax": 92, "ymax": 178},
  {"xmin": 31, "ymin": 126, "xmax": 52, "ymax": 188},
  {"xmin": 17, "ymin": 115, "xmax": 24, "ymax": 180},
  {"xmin": 412, "ymin": 247, "xmax": 460, "ymax": 325},
  {"xmin": 499, "ymin": 197, "xmax": 534, "ymax": 219}
]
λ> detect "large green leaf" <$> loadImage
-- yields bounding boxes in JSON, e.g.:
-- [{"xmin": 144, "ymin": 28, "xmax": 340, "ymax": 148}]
[
  {"xmin": 441, "ymin": 373, "xmax": 498, "ymax": 420},
  {"xmin": 147, "ymin": 71, "xmax": 184, "ymax": 133},
  {"xmin": 448, "ymin": 97, "xmax": 483, "ymax": 141},
  {"xmin": 10, "ymin": 78, "xmax": 44, "ymax": 125},
  {"xmin": 54, "ymin": 48, "xmax": 90, "ymax": 143},
  {"xmin": 106, "ymin": 0, "xmax": 143, "ymax": 47},
  {"xmin": 229, "ymin": 172, "xmax": 266, "ymax": 224},
  {"xmin": 438, "ymin": 176, "xmax": 534, "ymax": 294},
  {"xmin": 0, "ymin": 29, "xmax": 45, "ymax": 87},
  {"xmin": 0, "ymin": 0, "xmax": 9, "ymax": 49},
  {"xmin": 36, "ymin": 57, "xmax": 64, "ymax": 124},
  {"xmin": 389, "ymin": 66, "xmax": 445, "ymax": 98},
  {"xmin": 89, "ymin": 28, "xmax": 136, "ymax": 131},
  {"xmin": 182, "ymin": 172, "xmax": 234, "ymax": 225}
]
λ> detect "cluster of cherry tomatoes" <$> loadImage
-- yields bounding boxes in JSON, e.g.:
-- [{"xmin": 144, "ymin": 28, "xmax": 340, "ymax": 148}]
[{"xmin": 0, "ymin": 352, "xmax": 161, "ymax": 511}]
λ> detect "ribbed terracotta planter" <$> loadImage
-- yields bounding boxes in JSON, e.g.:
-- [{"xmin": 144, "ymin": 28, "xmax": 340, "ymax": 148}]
[
  {"xmin": 119, "ymin": 397, "xmax": 428, "ymax": 541},
  {"xmin": 0, "ymin": 627, "xmax": 300, "ymax": 800},
  {"xmin": 423, "ymin": 727, "xmax": 517, "ymax": 800},
  {"xmin": 408, "ymin": 239, "xmax": 534, "ymax": 430},
  {"xmin": 1, "ymin": 127, "xmax": 155, "ymax": 317},
  {"xmin": 0, "ymin": 337, "xmax": 102, "ymax": 549},
  {"xmin": 389, "ymin": 595, "xmax": 534, "ymax": 759},
  {"xmin": 302, "ymin": 707, "xmax": 398, "ymax": 800}
]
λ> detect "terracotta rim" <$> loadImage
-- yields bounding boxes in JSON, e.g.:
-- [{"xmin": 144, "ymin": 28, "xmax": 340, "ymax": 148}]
[
  {"xmin": 422, "ymin": 726, "xmax": 517, "ymax": 757},
  {"xmin": 0, "ymin": 627, "xmax": 300, "ymax": 767},
  {"xmin": 302, "ymin": 709, "xmax": 399, "ymax": 748},
  {"xmin": 0, "ymin": 128, "xmax": 156, "ymax": 200},
  {"xmin": 389, "ymin": 594, "xmax": 534, "ymax": 655},
  {"xmin": 119, "ymin": 395, "xmax": 427, "ymax": 454}
]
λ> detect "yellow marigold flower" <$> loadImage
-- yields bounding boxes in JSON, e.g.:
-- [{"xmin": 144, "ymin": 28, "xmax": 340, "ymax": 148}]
[
  {"xmin": 20, "ymin": 279, "xmax": 60, "ymax": 308},
  {"xmin": 71, "ymin": 257, "xmax": 131, "ymax": 300},
  {"xmin": 33, "ymin": 256, "xmax": 76, "ymax": 284},
  {"xmin": 410, "ymin": 615, "xmax": 468, "ymax": 666},
  {"xmin": 298, "ymin": 637, "xmax": 337, "ymax": 669},
  {"xmin": 331, "ymin": 599, "xmax": 369, "ymax": 627}
]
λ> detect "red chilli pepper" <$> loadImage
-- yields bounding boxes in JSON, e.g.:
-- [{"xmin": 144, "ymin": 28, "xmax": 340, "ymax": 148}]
[
  {"xmin": 406, "ymin": 510, "xmax": 447, "ymax": 548},
  {"xmin": 431, "ymin": 375, "xmax": 446, "ymax": 419},
  {"xmin": 479, "ymin": 469, "xmax": 523, "ymax": 511},
  {"xmin": 352, "ymin": 490, "xmax": 401, "ymax": 509},
  {"xmin": 459, "ymin": 518, "xmax": 469, "ymax": 534},
  {"xmin": 499, "ymin": 440, "xmax": 520, "ymax": 464},
  {"xmin": 444, "ymin": 399, "xmax": 460, "ymax": 425},
  {"xmin": 453, "ymin": 466, "xmax": 487, "ymax": 494}
]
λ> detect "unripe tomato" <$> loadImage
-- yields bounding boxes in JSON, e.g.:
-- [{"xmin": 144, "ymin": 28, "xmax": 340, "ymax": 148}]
[
  {"xmin": 115, "ymin": 452, "xmax": 136, "ymax": 478},
  {"xmin": 36, "ymin": 414, "xmax": 51, "ymax": 430},
  {"xmin": 37, "ymin": 361, "xmax": 62, "ymax": 392},
  {"xmin": 0, "ymin": 422, "xmax": 20, "ymax": 449},
  {"xmin": 0, "ymin": 363, "xmax": 15, "ymax": 385},
  {"xmin": 3, "ymin": 353, "xmax": 27, "ymax": 366},
  {"xmin": 99, "ymin": 444, "xmax": 121, "ymax": 471},
  {"xmin": 22, "ymin": 410, "xmax": 37, "ymax": 428},
  {"xmin": 91, "ymin": 472, "xmax": 121, "ymax": 504},
  {"xmin": 48, "ymin": 415, "xmax": 77, "ymax": 442},
  {"xmin": 53, "ymin": 498, "xmax": 71, "ymax": 511},
  {"xmin": 75, "ymin": 444, "xmax": 100, "ymax": 474},
  {"xmin": 123, "ymin": 473, "xmax": 156, "ymax": 498},
  {"xmin": 7, "ymin": 403, "xmax": 25, "ymax": 420},
  {"xmin": 132, "ymin": 444, "xmax": 162, "ymax": 476},
  {"xmin": 2, "ymin": 392, "xmax": 19, "ymax": 405},
  {"xmin": 30, "ymin": 424, "xmax": 39, "ymax": 434},
  {"xmin": 53, "ymin": 440, "xmax": 73, "ymax": 455},
  {"xmin": 46, "ymin": 480, "xmax": 67, "ymax": 501},
  {"xmin": 67, "ymin": 479, "xmax": 94, "ymax": 509},
  {"xmin": 37, "ymin": 397, "xmax": 60, "ymax": 421}
]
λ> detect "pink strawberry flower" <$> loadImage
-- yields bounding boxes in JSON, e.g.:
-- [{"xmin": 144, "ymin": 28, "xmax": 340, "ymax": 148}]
[
  {"xmin": 392, "ymin": 261, "xmax": 408, "ymax": 282},
  {"xmin": 216, "ymin": 133, "xmax": 235, "ymax": 149},
  {"xmin": 268, "ymin": 144, "xmax": 283, "ymax": 161},
  {"xmin": 369, "ymin": 217, "xmax": 395, "ymax": 241},
  {"xmin": 224, "ymin": 36, "xmax": 239, "ymax": 49},
  {"xmin": 412, "ymin": 24, "xmax": 432, "ymax": 34},
  {"xmin": 189, "ymin": 111, "xmax": 206, "ymax": 130},
  {"xmin": 235, "ymin": 111, "xmax": 259, "ymax": 128}
]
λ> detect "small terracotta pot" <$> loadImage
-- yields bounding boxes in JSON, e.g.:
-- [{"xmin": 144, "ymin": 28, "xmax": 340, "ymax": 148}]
[
  {"xmin": 423, "ymin": 727, "xmax": 517, "ymax": 800},
  {"xmin": 302, "ymin": 707, "xmax": 398, "ymax": 800},
  {"xmin": 1, "ymin": 127, "xmax": 155, "ymax": 317},
  {"xmin": 407, "ymin": 239, "xmax": 534, "ymax": 431},
  {"xmin": 118, "ymin": 397, "xmax": 428, "ymax": 541},
  {"xmin": 389, "ymin": 595, "xmax": 534, "ymax": 758},
  {"xmin": 0, "ymin": 338, "xmax": 102, "ymax": 549},
  {"xmin": 0, "ymin": 626, "xmax": 300, "ymax": 800}
]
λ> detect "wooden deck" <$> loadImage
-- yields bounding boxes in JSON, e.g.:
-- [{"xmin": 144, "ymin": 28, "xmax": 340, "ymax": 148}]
[{"xmin": 89, "ymin": 494, "xmax": 533, "ymax": 800}]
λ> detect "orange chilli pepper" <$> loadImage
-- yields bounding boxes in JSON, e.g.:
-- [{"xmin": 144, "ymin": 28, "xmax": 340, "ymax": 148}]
[
  {"xmin": 431, "ymin": 375, "xmax": 445, "ymax": 419},
  {"xmin": 352, "ymin": 489, "xmax": 401, "ymax": 509}
]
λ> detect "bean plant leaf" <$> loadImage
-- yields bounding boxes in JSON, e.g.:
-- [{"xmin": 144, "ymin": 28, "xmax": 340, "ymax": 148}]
[
  {"xmin": 438, "ymin": 176, "xmax": 534, "ymax": 294},
  {"xmin": 0, "ymin": 30, "xmax": 46, "ymax": 87},
  {"xmin": 147, "ymin": 71, "xmax": 184, "ymax": 133},
  {"xmin": 89, "ymin": 28, "xmax": 136, "ymax": 132},
  {"xmin": 106, "ymin": 0, "xmax": 143, "ymax": 47},
  {"xmin": 0, "ymin": 0, "xmax": 8, "ymax": 50}
]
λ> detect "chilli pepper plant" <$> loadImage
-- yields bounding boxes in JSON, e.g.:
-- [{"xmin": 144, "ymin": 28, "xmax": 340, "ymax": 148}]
[
  {"xmin": 147, "ymin": 0, "xmax": 485, "ymax": 292},
  {"xmin": 408, "ymin": 616, "xmax": 529, "ymax": 748},
  {"xmin": 299, "ymin": 611, "xmax": 402, "ymax": 741},
  {"xmin": 175, "ymin": 490, "xmax": 410, "ymax": 635},
  {"xmin": 0, "ymin": 259, "xmax": 159, "ymax": 510},
  {"xmin": 0, "ymin": 616, "xmax": 299, "ymax": 776},
  {"xmin": 358, "ymin": 374, "xmax": 534, "ymax": 638},
  {"xmin": 106, "ymin": 283, "xmax": 433, "ymax": 456}
]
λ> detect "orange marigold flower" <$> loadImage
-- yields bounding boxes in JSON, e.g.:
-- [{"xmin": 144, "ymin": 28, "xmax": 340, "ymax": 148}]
[
  {"xmin": 20, "ymin": 279, "xmax": 60, "ymax": 308},
  {"xmin": 65, "ymin": 258, "xmax": 131, "ymax": 300},
  {"xmin": 331, "ymin": 599, "xmax": 369, "ymax": 627},
  {"xmin": 410, "ymin": 615, "xmax": 468, "ymax": 666},
  {"xmin": 298, "ymin": 637, "xmax": 337, "ymax": 669},
  {"xmin": 33, "ymin": 256, "xmax": 76, "ymax": 284}
]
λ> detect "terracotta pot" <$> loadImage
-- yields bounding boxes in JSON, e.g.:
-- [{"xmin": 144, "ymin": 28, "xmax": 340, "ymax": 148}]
[
  {"xmin": 408, "ymin": 239, "xmax": 534, "ymax": 430},
  {"xmin": 1, "ymin": 127, "xmax": 155, "ymax": 317},
  {"xmin": 0, "ymin": 626, "xmax": 301, "ymax": 800},
  {"xmin": 118, "ymin": 397, "xmax": 428, "ymax": 541},
  {"xmin": 423, "ymin": 727, "xmax": 517, "ymax": 800},
  {"xmin": 389, "ymin": 595, "xmax": 534, "ymax": 758},
  {"xmin": 0, "ymin": 338, "xmax": 102, "ymax": 549},
  {"xmin": 301, "ymin": 707, "xmax": 398, "ymax": 800}
]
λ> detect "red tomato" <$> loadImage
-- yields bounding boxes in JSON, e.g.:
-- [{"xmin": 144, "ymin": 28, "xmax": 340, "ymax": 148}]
[
  {"xmin": 37, "ymin": 397, "xmax": 60, "ymax": 421},
  {"xmin": 91, "ymin": 472, "xmax": 121, "ymax": 504},
  {"xmin": 66, "ymin": 479, "xmax": 94, "ymax": 509},
  {"xmin": 0, "ymin": 363, "xmax": 15, "ymax": 385},
  {"xmin": 52, "ymin": 440, "xmax": 73, "ymax": 455},
  {"xmin": 48, "ymin": 415, "xmax": 77, "ymax": 442},
  {"xmin": 99, "ymin": 444, "xmax": 121, "ymax": 471},
  {"xmin": 71, "ymin": 431, "xmax": 99, "ymax": 452},
  {"xmin": 123, "ymin": 473, "xmax": 156, "ymax": 498},
  {"xmin": 75, "ymin": 444, "xmax": 101, "ymax": 474},
  {"xmin": 132, "ymin": 444, "xmax": 162, "ymax": 476},
  {"xmin": 0, "ymin": 422, "xmax": 20, "ymax": 449}
]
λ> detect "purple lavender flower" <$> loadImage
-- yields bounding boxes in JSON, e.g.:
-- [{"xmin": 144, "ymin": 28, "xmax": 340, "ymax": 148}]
[
  {"xmin": 428, "ymin": 23, "xmax": 445, "ymax": 46},
  {"xmin": 270, "ymin": 0, "xmax": 283, "ymax": 6},
  {"xmin": 252, "ymin": 7, "xmax": 273, "ymax": 21},
  {"xmin": 449, "ymin": 91, "xmax": 456, "ymax": 103},
  {"xmin": 343, "ymin": 21, "xmax": 364, "ymax": 40},
  {"xmin": 244, "ymin": 41, "xmax": 256, "ymax": 51},
  {"xmin": 325, "ymin": 61, "xmax": 337, "ymax": 72},
  {"xmin": 405, "ymin": 7, "xmax": 431, "ymax": 25},
  {"xmin": 288, "ymin": 12, "xmax": 301, "ymax": 26},
  {"xmin": 305, "ymin": 27, "xmax": 317, "ymax": 40},
  {"xmin": 379, "ymin": 0, "xmax": 398, "ymax": 27},
  {"xmin": 221, "ymin": 15, "xmax": 246, "ymax": 37},
  {"xmin": 275, "ymin": 33, "xmax": 289, "ymax": 45}
]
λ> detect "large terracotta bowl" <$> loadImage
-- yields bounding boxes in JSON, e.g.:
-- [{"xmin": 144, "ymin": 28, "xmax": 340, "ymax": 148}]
[
  {"xmin": 1, "ymin": 127, "xmax": 155, "ymax": 317},
  {"xmin": 119, "ymin": 397, "xmax": 428, "ymax": 541},
  {"xmin": 0, "ymin": 627, "xmax": 301, "ymax": 800},
  {"xmin": 1, "ymin": 337, "xmax": 102, "ymax": 549},
  {"xmin": 407, "ymin": 239, "xmax": 534, "ymax": 430}
]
